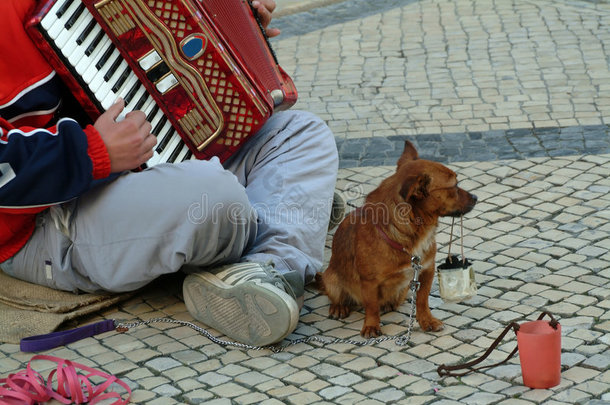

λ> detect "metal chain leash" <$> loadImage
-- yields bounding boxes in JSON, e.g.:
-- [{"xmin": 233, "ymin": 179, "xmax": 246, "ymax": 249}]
[{"xmin": 116, "ymin": 257, "xmax": 423, "ymax": 353}]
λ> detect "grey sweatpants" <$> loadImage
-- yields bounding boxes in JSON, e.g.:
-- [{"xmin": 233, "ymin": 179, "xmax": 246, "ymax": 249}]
[{"xmin": 2, "ymin": 111, "xmax": 338, "ymax": 293}]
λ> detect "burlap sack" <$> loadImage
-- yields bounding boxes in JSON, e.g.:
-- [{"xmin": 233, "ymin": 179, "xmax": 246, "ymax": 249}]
[{"xmin": 0, "ymin": 269, "xmax": 130, "ymax": 344}]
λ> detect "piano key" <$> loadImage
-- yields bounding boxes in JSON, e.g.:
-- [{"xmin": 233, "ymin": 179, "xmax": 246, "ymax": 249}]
[
  {"xmin": 183, "ymin": 150, "xmax": 194, "ymax": 161},
  {"xmin": 100, "ymin": 62, "xmax": 133, "ymax": 109},
  {"xmin": 61, "ymin": 9, "xmax": 94, "ymax": 46},
  {"xmin": 133, "ymin": 88, "xmax": 150, "ymax": 110},
  {"xmin": 140, "ymin": 99, "xmax": 158, "ymax": 119},
  {"xmin": 67, "ymin": 30, "xmax": 102, "ymax": 69},
  {"xmin": 89, "ymin": 47, "xmax": 120, "ymax": 91},
  {"xmin": 112, "ymin": 67, "xmax": 131, "ymax": 93},
  {"xmin": 157, "ymin": 124, "xmax": 180, "ymax": 157},
  {"xmin": 55, "ymin": 11, "xmax": 90, "ymax": 50},
  {"xmin": 55, "ymin": 0, "xmax": 73, "ymax": 18},
  {"xmin": 155, "ymin": 121, "xmax": 174, "ymax": 151},
  {"xmin": 146, "ymin": 105, "xmax": 161, "ymax": 124},
  {"xmin": 152, "ymin": 116, "xmax": 168, "ymax": 140},
  {"xmin": 85, "ymin": 28, "xmax": 105, "ymax": 56},
  {"xmin": 93, "ymin": 63, "xmax": 124, "ymax": 108},
  {"xmin": 65, "ymin": 3, "xmax": 86, "ymax": 29},
  {"xmin": 111, "ymin": 74, "xmax": 138, "ymax": 104},
  {"xmin": 96, "ymin": 43, "xmax": 115, "ymax": 70},
  {"xmin": 40, "ymin": 0, "xmax": 69, "ymax": 31},
  {"xmin": 76, "ymin": 18, "xmax": 97, "ymax": 45},
  {"xmin": 104, "ymin": 54, "xmax": 124, "ymax": 82},
  {"xmin": 47, "ymin": 0, "xmax": 81, "ymax": 39},
  {"xmin": 74, "ymin": 29, "xmax": 107, "ymax": 77},
  {"xmin": 168, "ymin": 142, "xmax": 189, "ymax": 164},
  {"xmin": 62, "ymin": 12, "xmax": 94, "ymax": 52},
  {"xmin": 123, "ymin": 79, "xmax": 142, "ymax": 105}
]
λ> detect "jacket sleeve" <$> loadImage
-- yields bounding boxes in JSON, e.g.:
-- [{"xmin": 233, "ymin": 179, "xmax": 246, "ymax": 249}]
[{"xmin": 0, "ymin": 116, "xmax": 112, "ymax": 211}]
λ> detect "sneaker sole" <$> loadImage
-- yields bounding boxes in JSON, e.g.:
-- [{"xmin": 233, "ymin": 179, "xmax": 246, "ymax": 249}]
[{"xmin": 183, "ymin": 272, "xmax": 299, "ymax": 346}]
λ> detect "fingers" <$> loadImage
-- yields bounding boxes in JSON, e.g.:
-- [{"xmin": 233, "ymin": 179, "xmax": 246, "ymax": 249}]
[
  {"xmin": 252, "ymin": 0, "xmax": 275, "ymax": 14},
  {"xmin": 124, "ymin": 109, "xmax": 147, "ymax": 127},
  {"xmin": 105, "ymin": 98, "xmax": 126, "ymax": 121},
  {"xmin": 265, "ymin": 27, "xmax": 281, "ymax": 38},
  {"xmin": 252, "ymin": 0, "xmax": 281, "ymax": 37}
]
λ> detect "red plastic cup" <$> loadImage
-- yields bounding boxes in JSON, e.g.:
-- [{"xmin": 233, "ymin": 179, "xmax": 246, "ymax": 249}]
[{"xmin": 517, "ymin": 320, "xmax": 562, "ymax": 389}]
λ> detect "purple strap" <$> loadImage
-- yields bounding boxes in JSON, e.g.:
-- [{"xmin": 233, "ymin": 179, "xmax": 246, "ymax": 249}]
[{"xmin": 20, "ymin": 320, "xmax": 116, "ymax": 352}]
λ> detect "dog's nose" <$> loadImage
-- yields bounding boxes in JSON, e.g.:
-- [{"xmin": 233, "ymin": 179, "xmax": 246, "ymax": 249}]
[{"xmin": 471, "ymin": 194, "xmax": 478, "ymax": 203}]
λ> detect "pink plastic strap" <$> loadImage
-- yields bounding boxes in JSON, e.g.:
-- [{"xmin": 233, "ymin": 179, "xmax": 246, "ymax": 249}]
[{"xmin": 0, "ymin": 355, "xmax": 131, "ymax": 404}]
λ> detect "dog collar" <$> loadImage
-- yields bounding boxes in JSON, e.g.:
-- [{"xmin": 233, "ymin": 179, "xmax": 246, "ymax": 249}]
[{"xmin": 375, "ymin": 224, "xmax": 410, "ymax": 254}]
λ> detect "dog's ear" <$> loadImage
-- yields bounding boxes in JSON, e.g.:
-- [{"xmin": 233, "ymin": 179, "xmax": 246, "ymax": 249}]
[
  {"xmin": 397, "ymin": 141, "xmax": 419, "ymax": 167},
  {"xmin": 399, "ymin": 174, "xmax": 430, "ymax": 200}
]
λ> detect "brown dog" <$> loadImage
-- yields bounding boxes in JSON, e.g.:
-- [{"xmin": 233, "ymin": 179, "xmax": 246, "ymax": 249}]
[{"xmin": 315, "ymin": 141, "xmax": 477, "ymax": 338}]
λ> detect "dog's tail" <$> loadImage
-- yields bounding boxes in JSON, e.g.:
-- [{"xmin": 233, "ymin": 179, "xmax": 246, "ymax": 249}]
[{"xmin": 312, "ymin": 272, "xmax": 325, "ymax": 293}]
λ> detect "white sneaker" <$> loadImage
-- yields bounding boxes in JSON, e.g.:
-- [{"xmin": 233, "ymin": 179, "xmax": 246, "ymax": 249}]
[{"xmin": 183, "ymin": 262, "xmax": 301, "ymax": 346}]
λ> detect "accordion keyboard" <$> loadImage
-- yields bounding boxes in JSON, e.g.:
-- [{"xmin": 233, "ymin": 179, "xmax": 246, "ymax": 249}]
[{"xmin": 40, "ymin": 0, "xmax": 192, "ymax": 166}]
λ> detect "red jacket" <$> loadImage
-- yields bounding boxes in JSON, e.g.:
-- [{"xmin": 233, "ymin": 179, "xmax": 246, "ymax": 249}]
[{"xmin": 0, "ymin": 0, "xmax": 111, "ymax": 262}]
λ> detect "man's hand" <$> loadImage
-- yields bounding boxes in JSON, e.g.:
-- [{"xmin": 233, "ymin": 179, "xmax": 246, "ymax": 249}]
[
  {"xmin": 94, "ymin": 98, "xmax": 156, "ymax": 172},
  {"xmin": 252, "ymin": 0, "xmax": 280, "ymax": 38}
]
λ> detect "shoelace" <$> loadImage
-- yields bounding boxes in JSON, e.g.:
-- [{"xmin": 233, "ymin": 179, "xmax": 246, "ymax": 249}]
[
  {"xmin": 264, "ymin": 265, "xmax": 298, "ymax": 300},
  {"xmin": 0, "ymin": 355, "xmax": 131, "ymax": 404}
]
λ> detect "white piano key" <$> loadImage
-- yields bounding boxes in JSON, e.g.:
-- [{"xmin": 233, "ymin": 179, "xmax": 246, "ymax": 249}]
[
  {"xmin": 173, "ymin": 144, "xmax": 191, "ymax": 163},
  {"xmin": 157, "ymin": 125, "xmax": 181, "ymax": 160},
  {"xmin": 54, "ymin": 10, "xmax": 89, "ymax": 50},
  {"xmin": 81, "ymin": 37, "xmax": 113, "ymax": 84},
  {"xmin": 46, "ymin": 0, "xmax": 80, "ymax": 40},
  {"xmin": 100, "ymin": 71, "xmax": 135, "ymax": 109},
  {"xmin": 57, "ymin": 12, "xmax": 93, "ymax": 55},
  {"xmin": 89, "ymin": 47, "xmax": 121, "ymax": 97},
  {"xmin": 128, "ymin": 86, "xmax": 150, "ymax": 111},
  {"xmin": 40, "ymin": 0, "xmax": 70, "ymax": 31},
  {"xmin": 117, "ymin": 76, "xmax": 141, "ymax": 102}
]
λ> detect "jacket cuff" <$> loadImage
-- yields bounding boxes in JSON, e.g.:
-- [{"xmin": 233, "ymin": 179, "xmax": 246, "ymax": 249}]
[{"xmin": 84, "ymin": 125, "xmax": 111, "ymax": 179}]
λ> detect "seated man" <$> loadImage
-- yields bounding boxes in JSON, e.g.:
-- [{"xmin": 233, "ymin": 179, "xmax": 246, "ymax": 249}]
[{"xmin": 0, "ymin": 0, "xmax": 338, "ymax": 346}]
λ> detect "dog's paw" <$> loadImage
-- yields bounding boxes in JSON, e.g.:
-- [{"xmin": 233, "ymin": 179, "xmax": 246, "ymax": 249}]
[
  {"xmin": 329, "ymin": 304, "xmax": 351, "ymax": 319},
  {"xmin": 418, "ymin": 316, "xmax": 444, "ymax": 332},
  {"xmin": 360, "ymin": 325, "xmax": 382, "ymax": 338}
]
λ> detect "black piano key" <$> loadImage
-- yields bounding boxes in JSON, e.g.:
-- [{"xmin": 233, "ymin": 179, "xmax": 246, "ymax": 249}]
[
  {"xmin": 154, "ymin": 123, "xmax": 170, "ymax": 152},
  {"xmin": 153, "ymin": 116, "xmax": 168, "ymax": 137},
  {"xmin": 145, "ymin": 62, "xmax": 171, "ymax": 84},
  {"xmin": 157, "ymin": 126, "xmax": 177, "ymax": 156},
  {"xmin": 167, "ymin": 143, "xmax": 183, "ymax": 163},
  {"xmin": 76, "ymin": 18, "xmax": 96, "ymax": 45},
  {"xmin": 104, "ymin": 55, "xmax": 123, "ymax": 81},
  {"xmin": 103, "ymin": 55, "xmax": 123, "ymax": 81},
  {"xmin": 134, "ymin": 92, "xmax": 148, "ymax": 111},
  {"xmin": 124, "ymin": 82, "xmax": 141, "ymax": 105},
  {"xmin": 96, "ymin": 45, "xmax": 115, "ymax": 70},
  {"xmin": 85, "ymin": 30, "xmax": 105, "ymax": 56},
  {"xmin": 65, "ymin": 3, "xmax": 86, "ymax": 29},
  {"xmin": 183, "ymin": 150, "xmax": 193, "ymax": 161},
  {"xmin": 111, "ymin": 67, "xmax": 130, "ymax": 93},
  {"xmin": 55, "ymin": 0, "xmax": 72, "ymax": 18},
  {"xmin": 147, "ymin": 105, "xmax": 160, "ymax": 122}
]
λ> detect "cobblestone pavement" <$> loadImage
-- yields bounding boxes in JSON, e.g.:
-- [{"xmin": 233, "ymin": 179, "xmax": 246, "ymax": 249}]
[{"xmin": 2, "ymin": 0, "xmax": 610, "ymax": 404}]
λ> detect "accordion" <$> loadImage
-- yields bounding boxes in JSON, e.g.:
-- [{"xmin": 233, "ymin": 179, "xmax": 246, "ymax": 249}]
[{"xmin": 26, "ymin": 0, "xmax": 298, "ymax": 164}]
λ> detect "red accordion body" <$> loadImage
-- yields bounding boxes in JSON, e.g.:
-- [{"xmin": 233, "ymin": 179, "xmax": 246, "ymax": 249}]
[{"xmin": 26, "ymin": 0, "xmax": 297, "ymax": 163}]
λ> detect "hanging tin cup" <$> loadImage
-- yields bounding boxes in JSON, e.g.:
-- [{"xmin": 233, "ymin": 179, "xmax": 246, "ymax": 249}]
[{"xmin": 437, "ymin": 255, "xmax": 477, "ymax": 302}]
